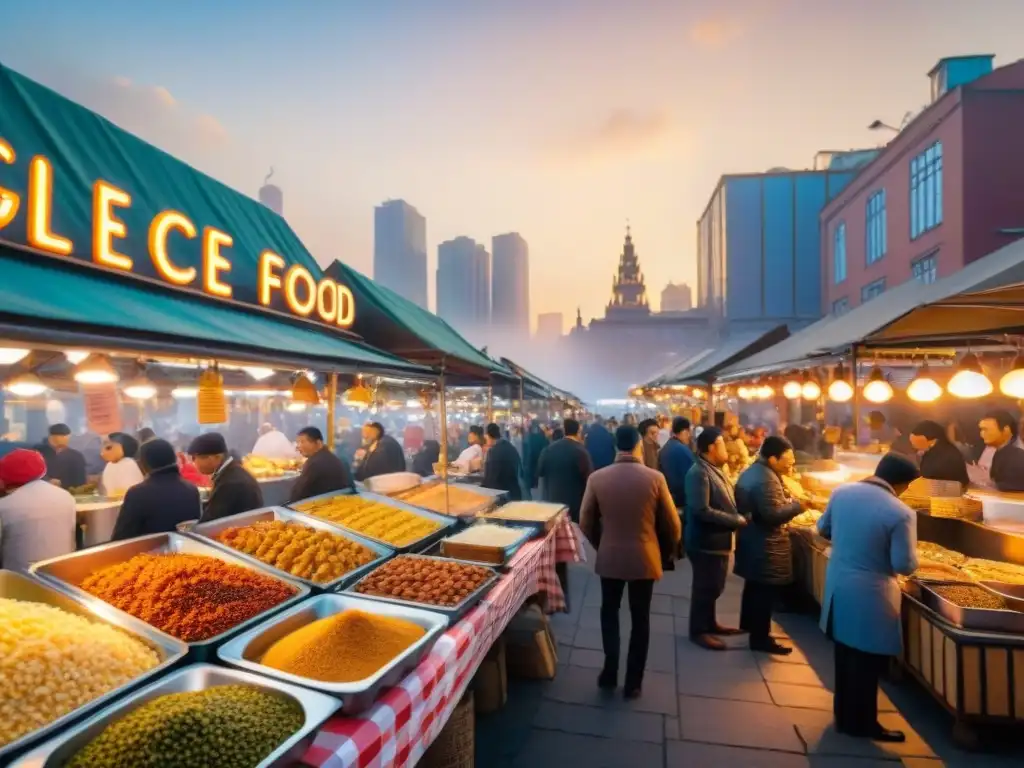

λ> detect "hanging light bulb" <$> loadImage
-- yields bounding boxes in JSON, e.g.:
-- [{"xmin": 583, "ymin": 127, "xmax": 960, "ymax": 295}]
[
  {"xmin": 123, "ymin": 375, "xmax": 157, "ymax": 400},
  {"xmin": 0, "ymin": 347, "xmax": 30, "ymax": 366},
  {"xmin": 801, "ymin": 371, "xmax": 821, "ymax": 401},
  {"xmin": 241, "ymin": 366, "xmax": 275, "ymax": 381},
  {"xmin": 171, "ymin": 386, "xmax": 198, "ymax": 399},
  {"xmin": 758, "ymin": 385, "xmax": 775, "ymax": 400},
  {"xmin": 4, "ymin": 372, "xmax": 48, "ymax": 397},
  {"xmin": 863, "ymin": 366, "xmax": 894, "ymax": 404},
  {"xmin": 947, "ymin": 352, "xmax": 993, "ymax": 399},
  {"xmin": 286, "ymin": 401, "xmax": 308, "ymax": 413},
  {"xmin": 782, "ymin": 377, "xmax": 802, "ymax": 400},
  {"xmin": 737, "ymin": 386, "xmax": 751, "ymax": 400},
  {"xmin": 64, "ymin": 350, "xmax": 90, "ymax": 365},
  {"xmin": 907, "ymin": 362, "xmax": 942, "ymax": 403},
  {"xmin": 73, "ymin": 354, "xmax": 119, "ymax": 385},
  {"xmin": 691, "ymin": 388, "xmax": 705, "ymax": 399},
  {"xmin": 827, "ymin": 363, "xmax": 853, "ymax": 403},
  {"xmin": 999, "ymin": 353, "xmax": 1024, "ymax": 398}
]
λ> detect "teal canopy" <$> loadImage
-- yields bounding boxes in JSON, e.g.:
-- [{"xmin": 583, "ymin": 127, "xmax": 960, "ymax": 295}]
[
  {"xmin": 325, "ymin": 261, "xmax": 512, "ymax": 382},
  {"xmin": 500, "ymin": 357, "xmax": 560, "ymax": 400},
  {"xmin": 0, "ymin": 247, "xmax": 429, "ymax": 376}
]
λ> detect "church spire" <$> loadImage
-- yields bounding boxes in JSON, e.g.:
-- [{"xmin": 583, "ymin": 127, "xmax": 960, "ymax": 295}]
[{"xmin": 607, "ymin": 223, "xmax": 649, "ymax": 314}]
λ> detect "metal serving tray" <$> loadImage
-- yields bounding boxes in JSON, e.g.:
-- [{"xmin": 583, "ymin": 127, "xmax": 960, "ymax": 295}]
[
  {"xmin": 30, "ymin": 532, "xmax": 309, "ymax": 659},
  {"xmin": 918, "ymin": 580, "xmax": 1024, "ymax": 634},
  {"xmin": 9, "ymin": 663, "xmax": 341, "ymax": 768},
  {"xmin": 345, "ymin": 553, "xmax": 501, "ymax": 622},
  {"xmin": 438, "ymin": 522, "xmax": 535, "ymax": 567},
  {"xmin": 187, "ymin": 506, "xmax": 394, "ymax": 592},
  {"xmin": 0, "ymin": 570, "xmax": 187, "ymax": 762},
  {"xmin": 398, "ymin": 480, "xmax": 501, "ymax": 521},
  {"xmin": 288, "ymin": 489, "xmax": 458, "ymax": 554},
  {"xmin": 218, "ymin": 593, "xmax": 447, "ymax": 714}
]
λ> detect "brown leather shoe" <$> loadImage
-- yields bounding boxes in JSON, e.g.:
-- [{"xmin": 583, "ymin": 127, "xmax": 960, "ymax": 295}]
[{"xmin": 691, "ymin": 634, "xmax": 727, "ymax": 650}]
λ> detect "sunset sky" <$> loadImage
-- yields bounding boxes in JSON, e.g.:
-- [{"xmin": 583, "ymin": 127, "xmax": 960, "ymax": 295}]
[{"xmin": 2, "ymin": 0, "xmax": 1023, "ymax": 329}]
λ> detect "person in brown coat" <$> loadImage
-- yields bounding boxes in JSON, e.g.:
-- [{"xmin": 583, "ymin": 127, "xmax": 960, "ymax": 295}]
[{"xmin": 579, "ymin": 425, "xmax": 681, "ymax": 700}]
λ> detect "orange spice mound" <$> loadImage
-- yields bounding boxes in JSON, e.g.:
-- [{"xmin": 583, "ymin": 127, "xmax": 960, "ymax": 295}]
[{"xmin": 79, "ymin": 553, "xmax": 296, "ymax": 642}]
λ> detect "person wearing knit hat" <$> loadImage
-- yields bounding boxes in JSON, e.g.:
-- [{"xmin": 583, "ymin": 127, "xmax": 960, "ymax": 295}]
[
  {"xmin": 111, "ymin": 439, "xmax": 202, "ymax": 541},
  {"xmin": 0, "ymin": 449, "xmax": 77, "ymax": 572},
  {"xmin": 100, "ymin": 432, "xmax": 144, "ymax": 498},
  {"xmin": 816, "ymin": 452, "xmax": 920, "ymax": 744},
  {"xmin": 188, "ymin": 432, "xmax": 263, "ymax": 522}
]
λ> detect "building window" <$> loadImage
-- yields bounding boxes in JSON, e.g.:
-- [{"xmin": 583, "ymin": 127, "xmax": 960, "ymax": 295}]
[
  {"xmin": 910, "ymin": 142, "xmax": 943, "ymax": 239},
  {"xmin": 832, "ymin": 297, "xmax": 850, "ymax": 316},
  {"xmin": 866, "ymin": 190, "xmax": 887, "ymax": 264},
  {"xmin": 861, "ymin": 278, "xmax": 886, "ymax": 303},
  {"xmin": 913, "ymin": 253, "xmax": 938, "ymax": 284},
  {"xmin": 833, "ymin": 222, "xmax": 847, "ymax": 284}
]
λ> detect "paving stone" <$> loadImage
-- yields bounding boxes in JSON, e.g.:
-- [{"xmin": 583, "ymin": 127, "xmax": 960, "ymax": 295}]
[
  {"xmin": 568, "ymin": 633, "xmax": 675, "ymax": 674},
  {"xmin": 667, "ymin": 741, "xmax": 810, "ymax": 767},
  {"xmin": 677, "ymin": 696, "xmax": 805, "ymax": 752},
  {"xmin": 671, "ymin": 597, "xmax": 691, "ymax": 617},
  {"xmin": 542, "ymin": 664, "xmax": 678, "ymax": 715},
  {"xmin": 677, "ymin": 639, "xmax": 761, "ymax": 671},
  {"xmin": 533, "ymin": 700, "xmax": 663, "ymax": 743},
  {"xmin": 650, "ymin": 593, "xmax": 673, "ymax": 615},
  {"xmin": 654, "ymin": 574, "xmax": 691, "ymax": 597},
  {"xmin": 577, "ymin": 607, "xmax": 674, "ymax": 634},
  {"xmin": 760, "ymin": 661, "xmax": 833, "ymax": 687},
  {"xmin": 511, "ymin": 729, "xmax": 664, "ymax": 768},
  {"xmin": 782, "ymin": 707, "xmax": 936, "ymax": 760},
  {"xmin": 767, "ymin": 683, "xmax": 895, "ymax": 713},
  {"xmin": 677, "ymin": 665, "xmax": 773, "ymax": 703},
  {"xmin": 664, "ymin": 715, "xmax": 680, "ymax": 740}
]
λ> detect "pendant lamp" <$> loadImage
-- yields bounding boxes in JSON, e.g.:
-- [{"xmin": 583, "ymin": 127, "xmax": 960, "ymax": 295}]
[
  {"xmin": 999, "ymin": 353, "xmax": 1024, "ymax": 399},
  {"xmin": 241, "ymin": 366, "xmax": 275, "ymax": 382},
  {"xmin": 801, "ymin": 371, "xmax": 822, "ymax": 401},
  {"xmin": 863, "ymin": 366, "xmax": 894, "ymax": 404},
  {"xmin": 291, "ymin": 374, "xmax": 321, "ymax": 405},
  {"xmin": 73, "ymin": 354, "xmax": 119, "ymax": 385},
  {"xmin": 947, "ymin": 352, "xmax": 992, "ymax": 399},
  {"xmin": 64, "ymin": 350, "xmax": 90, "ymax": 365},
  {"xmin": 5, "ymin": 372, "xmax": 48, "ymax": 397},
  {"xmin": 123, "ymin": 375, "xmax": 157, "ymax": 400},
  {"xmin": 827, "ymin": 363, "xmax": 854, "ymax": 403},
  {"xmin": 782, "ymin": 377, "xmax": 802, "ymax": 400},
  {"xmin": 907, "ymin": 363, "xmax": 942, "ymax": 403}
]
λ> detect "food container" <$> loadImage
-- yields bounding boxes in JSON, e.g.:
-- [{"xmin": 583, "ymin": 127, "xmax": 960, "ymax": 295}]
[
  {"xmin": 364, "ymin": 471, "xmax": 422, "ymax": 495},
  {"xmin": 0, "ymin": 570, "xmax": 187, "ymax": 761},
  {"xmin": 288, "ymin": 489, "xmax": 457, "ymax": 553},
  {"xmin": 480, "ymin": 501, "xmax": 567, "ymax": 534},
  {"xmin": 188, "ymin": 506, "xmax": 394, "ymax": 591},
  {"xmin": 346, "ymin": 553, "xmax": 501, "ymax": 622},
  {"xmin": 9, "ymin": 664, "xmax": 341, "ymax": 768},
  {"xmin": 30, "ymin": 532, "xmax": 308, "ymax": 659},
  {"xmin": 917, "ymin": 580, "xmax": 1024, "ymax": 634},
  {"xmin": 439, "ymin": 523, "xmax": 534, "ymax": 566},
  {"xmin": 175, "ymin": 519, "xmax": 198, "ymax": 534},
  {"xmin": 218, "ymin": 593, "xmax": 447, "ymax": 714},
  {"xmin": 396, "ymin": 480, "xmax": 500, "ymax": 521}
]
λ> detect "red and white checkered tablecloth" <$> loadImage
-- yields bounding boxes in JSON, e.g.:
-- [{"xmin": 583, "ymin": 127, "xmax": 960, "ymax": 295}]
[{"xmin": 301, "ymin": 516, "xmax": 585, "ymax": 768}]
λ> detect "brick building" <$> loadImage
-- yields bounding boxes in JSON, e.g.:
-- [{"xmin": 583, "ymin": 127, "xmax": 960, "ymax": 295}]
[{"xmin": 822, "ymin": 55, "xmax": 1024, "ymax": 315}]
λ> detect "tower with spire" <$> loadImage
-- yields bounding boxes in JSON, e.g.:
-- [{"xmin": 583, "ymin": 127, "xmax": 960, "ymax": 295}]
[{"xmin": 606, "ymin": 223, "xmax": 650, "ymax": 318}]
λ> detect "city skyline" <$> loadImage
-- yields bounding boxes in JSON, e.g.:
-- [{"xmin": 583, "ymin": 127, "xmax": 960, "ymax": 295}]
[{"xmin": 4, "ymin": 1, "xmax": 1024, "ymax": 323}]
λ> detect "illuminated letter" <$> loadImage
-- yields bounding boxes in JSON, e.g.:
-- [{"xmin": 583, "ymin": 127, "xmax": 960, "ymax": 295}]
[
  {"xmin": 284, "ymin": 264, "xmax": 317, "ymax": 316},
  {"xmin": 316, "ymin": 279, "xmax": 338, "ymax": 324},
  {"xmin": 27, "ymin": 156, "xmax": 73, "ymax": 255},
  {"xmin": 149, "ymin": 211, "xmax": 197, "ymax": 285},
  {"xmin": 0, "ymin": 138, "xmax": 20, "ymax": 230},
  {"xmin": 257, "ymin": 250, "xmax": 285, "ymax": 306},
  {"xmin": 336, "ymin": 284, "xmax": 355, "ymax": 328},
  {"xmin": 202, "ymin": 227, "xmax": 233, "ymax": 298},
  {"xmin": 92, "ymin": 181, "xmax": 133, "ymax": 270}
]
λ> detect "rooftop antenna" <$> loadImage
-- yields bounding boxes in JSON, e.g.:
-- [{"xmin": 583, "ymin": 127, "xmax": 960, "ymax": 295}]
[{"xmin": 264, "ymin": 166, "xmax": 275, "ymax": 185}]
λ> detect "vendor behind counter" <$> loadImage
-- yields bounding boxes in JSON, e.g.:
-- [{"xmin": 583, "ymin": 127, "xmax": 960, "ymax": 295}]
[
  {"xmin": 975, "ymin": 410, "xmax": 1024, "ymax": 492},
  {"xmin": 908, "ymin": 421, "xmax": 968, "ymax": 490}
]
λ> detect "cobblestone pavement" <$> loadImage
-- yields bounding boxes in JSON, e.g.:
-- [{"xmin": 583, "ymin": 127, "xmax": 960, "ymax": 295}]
[{"xmin": 475, "ymin": 549, "xmax": 1024, "ymax": 768}]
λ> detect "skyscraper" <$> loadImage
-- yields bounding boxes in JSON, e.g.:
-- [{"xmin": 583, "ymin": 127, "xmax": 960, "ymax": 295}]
[
  {"xmin": 436, "ymin": 236, "xmax": 491, "ymax": 331},
  {"xmin": 373, "ymin": 200, "xmax": 427, "ymax": 308},
  {"xmin": 491, "ymin": 233, "xmax": 529, "ymax": 335},
  {"xmin": 536, "ymin": 312, "xmax": 564, "ymax": 340},
  {"xmin": 660, "ymin": 282, "xmax": 693, "ymax": 312}
]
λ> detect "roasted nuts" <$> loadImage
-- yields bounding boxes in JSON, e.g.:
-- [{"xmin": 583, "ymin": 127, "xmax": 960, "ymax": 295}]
[{"xmin": 354, "ymin": 556, "xmax": 492, "ymax": 607}]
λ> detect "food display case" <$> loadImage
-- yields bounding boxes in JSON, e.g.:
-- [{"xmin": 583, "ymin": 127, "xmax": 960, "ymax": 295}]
[
  {"xmin": 9, "ymin": 664, "xmax": 341, "ymax": 768},
  {"xmin": 217, "ymin": 593, "xmax": 447, "ymax": 714},
  {"xmin": 30, "ymin": 532, "xmax": 309, "ymax": 660},
  {"xmin": 187, "ymin": 506, "xmax": 394, "ymax": 592}
]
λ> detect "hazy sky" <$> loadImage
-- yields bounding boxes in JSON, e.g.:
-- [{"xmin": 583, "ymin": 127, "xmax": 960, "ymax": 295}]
[{"xmin": 3, "ymin": 0, "xmax": 1023, "ymax": 328}]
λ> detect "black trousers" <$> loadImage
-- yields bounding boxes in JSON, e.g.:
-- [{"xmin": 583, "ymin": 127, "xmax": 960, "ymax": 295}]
[
  {"xmin": 555, "ymin": 562, "xmax": 570, "ymax": 612},
  {"xmin": 833, "ymin": 639, "xmax": 887, "ymax": 734},
  {"xmin": 600, "ymin": 577, "xmax": 655, "ymax": 688},
  {"xmin": 739, "ymin": 580, "xmax": 778, "ymax": 645},
  {"xmin": 688, "ymin": 551, "xmax": 729, "ymax": 638}
]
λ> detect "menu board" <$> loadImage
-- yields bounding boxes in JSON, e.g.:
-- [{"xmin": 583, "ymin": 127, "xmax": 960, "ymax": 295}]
[{"xmin": 82, "ymin": 383, "xmax": 123, "ymax": 435}]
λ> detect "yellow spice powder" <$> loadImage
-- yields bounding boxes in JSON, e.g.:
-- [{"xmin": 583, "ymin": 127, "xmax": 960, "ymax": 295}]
[{"xmin": 261, "ymin": 609, "xmax": 426, "ymax": 682}]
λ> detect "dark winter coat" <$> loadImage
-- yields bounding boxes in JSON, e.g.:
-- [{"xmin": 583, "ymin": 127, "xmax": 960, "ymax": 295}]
[
  {"xmin": 112, "ymin": 467, "xmax": 202, "ymax": 541},
  {"xmin": 683, "ymin": 457, "xmax": 745, "ymax": 554},
  {"xmin": 201, "ymin": 460, "xmax": 264, "ymax": 523},
  {"xmin": 733, "ymin": 459, "xmax": 802, "ymax": 585}
]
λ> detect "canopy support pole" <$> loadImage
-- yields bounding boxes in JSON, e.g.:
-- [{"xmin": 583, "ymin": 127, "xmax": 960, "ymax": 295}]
[
  {"xmin": 439, "ymin": 361, "xmax": 449, "ymax": 467},
  {"xmin": 850, "ymin": 345, "xmax": 861, "ymax": 447},
  {"xmin": 519, "ymin": 376, "xmax": 526, "ymax": 430},
  {"xmin": 707, "ymin": 377, "xmax": 716, "ymax": 425},
  {"xmin": 326, "ymin": 373, "xmax": 338, "ymax": 451},
  {"xmin": 487, "ymin": 379, "xmax": 494, "ymax": 423}
]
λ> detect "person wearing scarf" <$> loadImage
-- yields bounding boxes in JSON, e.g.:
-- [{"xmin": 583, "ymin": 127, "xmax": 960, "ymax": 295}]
[
  {"xmin": 817, "ymin": 453, "xmax": 919, "ymax": 744},
  {"xmin": 0, "ymin": 448, "xmax": 77, "ymax": 571},
  {"xmin": 100, "ymin": 432, "xmax": 144, "ymax": 497},
  {"xmin": 111, "ymin": 439, "xmax": 202, "ymax": 540}
]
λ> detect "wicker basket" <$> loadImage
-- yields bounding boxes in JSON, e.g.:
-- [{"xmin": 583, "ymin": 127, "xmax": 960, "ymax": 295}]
[
  {"xmin": 929, "ymin": 496, "xmax": 984, "ymax": 522},
  {"xmin": 421, "ymin": 691, "xmax": 475, "ymax": 768}
]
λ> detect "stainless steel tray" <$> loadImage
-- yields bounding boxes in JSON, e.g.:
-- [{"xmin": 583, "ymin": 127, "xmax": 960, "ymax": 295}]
[
  {"xmin": 187, "ymin": 506, "xmax": 394, "ymax": 592},
  {"xmin": 218, "ymin": 593, "xmax": 447, "ymax": 714},
  {"xmin": 397, "ymin": 480, "xmax": 500, "ymax": 521},
  {"xmin": 288, "ymin": 489, "xmax": 457, "ymax": 553},
  {"xmin": 9, "ymin": 663, "xmax": 341, "ymax": 768},
  {"xmin": 30, "ymin": 532, "xmax": 309, "ymax": 659},
  {"xmin": 0, "ymin": 570, "xmax": 187, "ymax": 762},
  {"xmin": 345, "ymin": 553, "xmax": 500, "ymax": 622},
  {"xmin": 438, "ymin": 522, "xmax": 535, "ymax": 567},
  {"xmin": 918, "ymin": 580, "xmax": 1024, "ymax": 634}
]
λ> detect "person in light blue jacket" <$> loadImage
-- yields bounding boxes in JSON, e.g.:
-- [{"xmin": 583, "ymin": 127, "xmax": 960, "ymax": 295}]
[{"xmin": 817, "ymin": 452, "xmax": 919, "ymax": 744}]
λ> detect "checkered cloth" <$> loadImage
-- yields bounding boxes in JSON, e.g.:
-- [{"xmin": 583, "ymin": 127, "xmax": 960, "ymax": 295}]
[{"xmin": 301, "ymin": 515, "xmax": 585, "ymax": 768}]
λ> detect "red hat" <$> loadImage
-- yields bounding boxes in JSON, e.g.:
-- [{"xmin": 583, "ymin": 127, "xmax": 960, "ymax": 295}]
[{"xmin": 0, "ymin": 449, "xmax": 47, "ymax": 488}]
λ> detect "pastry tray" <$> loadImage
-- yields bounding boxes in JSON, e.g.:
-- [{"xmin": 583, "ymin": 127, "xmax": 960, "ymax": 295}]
[
  {"xmin": 394, "ymin": 480, "xmax": 501, "ymax": 521},
  {"xmin": 8, "ymin": 664, "xmax": 341, "ymax": 768},
  {"xmin": 344, "ymin": 553, "xmax": 501, "ymax": 622},
  {"xmin": 916, "ymin": 580, "xmax": 1024, "ymax": 634},
  {"xmin": 218, "ymin": 593, "xmax": 447, "ymax": 714},
  {"xmin": 438, "ymin": 523, "xmax": 535, "ymax": 566},
  {"xmin": 187, "ymin": 506, "xmax": 394, "ymax": 592},
  {"xmin": 30, "ymin": 532, "xmax": 308, "ymax": 659},
  {"xmin": 479, "ymin": 501, "xmax": 567, "ymax": 534}
]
